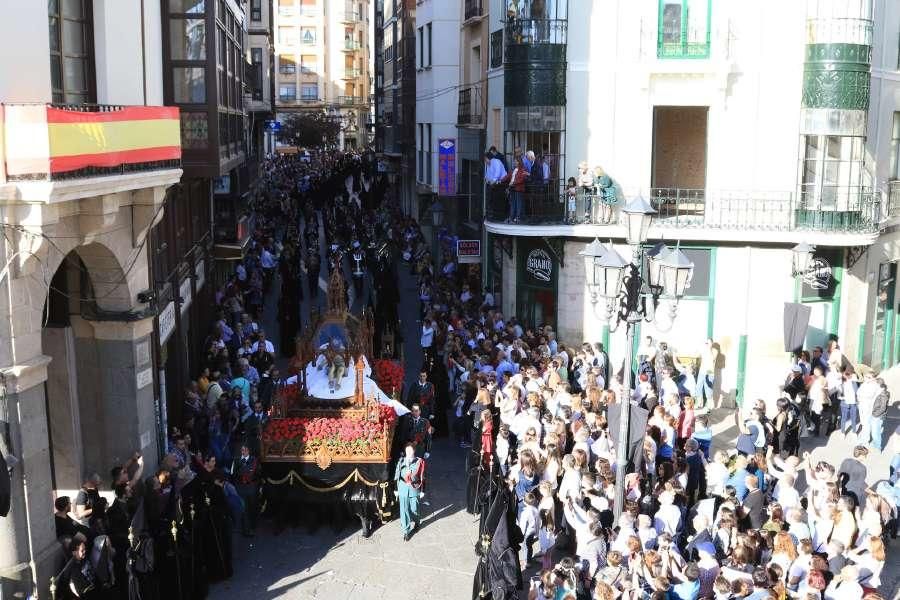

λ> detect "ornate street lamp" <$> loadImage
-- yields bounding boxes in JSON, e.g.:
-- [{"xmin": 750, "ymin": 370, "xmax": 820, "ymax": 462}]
[
  {"xmin": 582, "ymin": 201, "xmax": 693, "ymax": 520},
  {"xmin": 791, "ymin": 242, "xmax": 815, "ymax": 278},
  {"xmin": 429, "ymin": 197, "xmax": 445, "ymax": 259},
  {"xmin": 621, "ymin": 196, "xmax": 656, "ymax": 246}
]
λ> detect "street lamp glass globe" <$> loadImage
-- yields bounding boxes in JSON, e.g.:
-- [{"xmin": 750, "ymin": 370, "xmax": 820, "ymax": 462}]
[
  {"xmin": 622, "ymin": 196, "xmax": 656, "ymax": 246},
  {"xmin": 792, "ymin": 242, "xmax": 815, "ymax": 276},
  {"xmin": 658, "ymin": 246, "xmax": 694, "ymax": 298},
  {"xmin": 595, "ymin": 244, "xmax": 628, "ymax": 299},
  {"xmin": 647, "ymin": 242, "xmax": 670, "ymax": 289},
  {"xmin": 579, "ymin": 238, "xmax": 607, "ymax": 292},
  {"xmin": 430, "ymin": 199, "xmax": 445, "ymax": 227}
]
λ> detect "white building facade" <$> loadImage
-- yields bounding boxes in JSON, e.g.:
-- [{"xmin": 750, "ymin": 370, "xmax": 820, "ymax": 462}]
[
  {"xmin": 484, "ymin": 0, "xmax": 900, "ymax": 404},
  {"xmin": 414, "ymin": 0, "xmax": 460, "ymax": 220},
  {"xmin": 0, "ymin": 2, "xmax": 180, "ymax": 597}
]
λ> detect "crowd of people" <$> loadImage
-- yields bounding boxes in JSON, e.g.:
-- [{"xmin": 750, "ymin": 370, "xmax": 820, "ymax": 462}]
[
  {"xmin": 48, "ymin": 149, "xmax": 388, "ymax": 599},
  {"xmin": 393, "ymin": 213, "xmax": 899, "ymax": 598}
]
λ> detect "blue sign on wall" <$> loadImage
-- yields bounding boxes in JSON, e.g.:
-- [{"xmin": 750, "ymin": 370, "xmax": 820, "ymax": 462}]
[
  {"xmin": 438, "ymin": 138, "xmax": 456, "ymax": 196},
  {"xmin": 266, "ymin": 120, "xmax": 282, "ymax": 132}
]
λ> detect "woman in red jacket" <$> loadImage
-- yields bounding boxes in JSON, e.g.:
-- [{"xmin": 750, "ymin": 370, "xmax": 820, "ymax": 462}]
[{"xmin": 501, "ymin": 156, "xmax": 529, "ymax": 223}]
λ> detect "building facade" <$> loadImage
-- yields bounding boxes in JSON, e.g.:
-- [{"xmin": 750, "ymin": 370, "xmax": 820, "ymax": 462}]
[
  {"xmin": 376, "ymin": 0, "xmax": 417, "ymax": 212},
  {"xmin": 482, "ymin": 0, "xmax": 900, "ymax": 403},
  {"xmin": 156, "ymin": 0, "xmax": 259, "ymax": 432},
  {"xmin": 414, "ymin": 0, "xmax": 460, "ymax": 228},
  {"xmin": 274, "ymin": 0, "xmax": 372, "ymax": 149},
  {"xmin": 0, "ymin": 2, "xmax": 181, "ymax": 596}
]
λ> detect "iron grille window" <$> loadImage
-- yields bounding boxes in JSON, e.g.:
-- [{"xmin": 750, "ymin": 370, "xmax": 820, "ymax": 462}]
[{"xmin": 490, "ymin": 29, "xmax": 502, "ymax": 68}]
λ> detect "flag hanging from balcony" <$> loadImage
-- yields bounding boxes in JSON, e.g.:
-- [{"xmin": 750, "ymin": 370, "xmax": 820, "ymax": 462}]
[
  {"xmin": 438, "ymin": 138, "xmax": 456, "ymax": 197},
  {"xmin": 2, "ymin": 104, "xmax": 181, "ymax": 178}
]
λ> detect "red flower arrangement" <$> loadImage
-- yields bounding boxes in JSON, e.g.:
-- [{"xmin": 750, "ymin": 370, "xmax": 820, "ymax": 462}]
[
  {"xmin": 263, "ymin": 404, "xmax": 399, "ymax": 452},
  {"xmin": 372, "ymin": 359, "xmax": 405, "ymax": 397}
]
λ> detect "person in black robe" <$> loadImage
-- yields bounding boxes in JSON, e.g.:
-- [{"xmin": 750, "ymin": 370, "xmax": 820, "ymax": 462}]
[
  {"xmin": 427, "ymin": 357, "xmax": 450, "ymax": 438},
  {"xmin": 472, "ymin": 483, "xmax": 521, "ymax": 600},
  {"xmin": 194, "ymin": 454, "xmax": 233, "ymax": 583}
]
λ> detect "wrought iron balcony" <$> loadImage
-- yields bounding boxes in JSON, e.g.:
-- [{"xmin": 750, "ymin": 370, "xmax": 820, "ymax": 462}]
[
  {"xmin": 485, "ymin": 185, "xmax": 884, "ymax": 235},
  {"xmin": 464, "ymin": 0, "xmax": 482, "ymax": 21},
  {"xmin": 343, "ymin": 39, "xmax": 361, "ymax": 51},
  {"xmin": 342, "ymin": 10, "xmax": 360, "ymax": 23},
  {"xmin": 342, "ymin": 68, "xmax": 361, "ymax": 79},
  {"xmin": 337, "ymin": 95, "xmax": 364, "ymax": 105},
  {"xmin": 504, "ymin": 18, "xmax": 567, "ymax": 46},
  {"xmin": 457, "ymin": 86, "xmax": 483, "ymax": 126},
  {"xmin": 1, "ymin": 103, "xmax": 181, "ymax": 182},
  {"xmin": 657, "ymin": 34, "xmax": 711, "ymax": 59}
]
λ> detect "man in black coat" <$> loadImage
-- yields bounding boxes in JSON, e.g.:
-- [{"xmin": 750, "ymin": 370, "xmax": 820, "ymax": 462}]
[{"xmin": 741, "ymin": 474, "xmax": 766, "ymax": 530}]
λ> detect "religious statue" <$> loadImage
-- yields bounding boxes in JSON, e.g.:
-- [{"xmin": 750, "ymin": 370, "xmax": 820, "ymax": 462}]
[
  {"xmin": 327, "ymin": 267, "xmax": 347, "ymax": 314},
  {"xmin": 593, "ymin": 166, "xmax": 618, "ymax": 224},
  {"xmin": 317, "ymin": 338, "xmax": 347, "ymax": 392}
]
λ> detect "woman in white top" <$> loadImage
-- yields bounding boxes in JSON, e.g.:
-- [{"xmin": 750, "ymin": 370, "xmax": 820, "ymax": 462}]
[
  {"xmin": 556, "ymin": 454, "xmax": 582, "ymax": 502},
  {"xmin": 823, "ymin": 565, "xmax": 863, "ymax": 600},
  {"xmin": 846, "ymin": 535, "xmax": 885, "ymax": 590},
  {"xmin": 497, "ymin": 384, "xmax": 520, "ymax": 426},
  {"xmin": 540, "ymin": 435, "xmax": 562, "ymax": 490}
]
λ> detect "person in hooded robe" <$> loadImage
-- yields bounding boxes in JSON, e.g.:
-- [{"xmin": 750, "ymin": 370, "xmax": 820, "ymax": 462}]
[{"xmin": 194, "ymin": 453, "xmax": 234, "ymax": 583}]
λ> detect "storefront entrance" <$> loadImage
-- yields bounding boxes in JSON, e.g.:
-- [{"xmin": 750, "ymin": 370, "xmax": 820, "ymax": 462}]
[{"xmin": 516, "ymin": 238, "xmax": 558, "ymax": 330}]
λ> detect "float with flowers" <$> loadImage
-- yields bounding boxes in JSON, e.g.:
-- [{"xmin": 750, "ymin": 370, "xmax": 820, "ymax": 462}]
[{"xmin": 260, "ymin": 270, "xmax": 407, "ymax": 530}]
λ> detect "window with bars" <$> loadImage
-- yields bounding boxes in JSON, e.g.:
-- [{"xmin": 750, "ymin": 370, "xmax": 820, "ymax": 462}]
[
  {"xmin": 49, "ymin": 0, "xmax": 96, "ymax": 104},
  {"xmin": 301, "ymin": 83, "xmax": 318, "ymax": 100},
  {"xmin": 251, "ymin": 0, "xmax": 261, "ymax": 21},
  {"xmin": 490, "ymin": 29, "xmax": 502, "ymax": 68},
  {"xmin": 279, "ymin": 83, "xmax": 297, "ymax": 100}
]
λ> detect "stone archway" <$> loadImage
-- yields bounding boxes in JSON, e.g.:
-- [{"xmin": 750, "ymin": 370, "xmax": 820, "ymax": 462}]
[{"xmin": 41, "ymin": 242, "xmax": 156, "ymax": 494}]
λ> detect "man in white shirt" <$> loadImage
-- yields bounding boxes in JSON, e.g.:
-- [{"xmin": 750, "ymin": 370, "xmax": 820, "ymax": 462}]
[
  {"xmin": 840, "ymin": 368, "xmax": 859, "ymax": 433},
  {"xmin": 420, "ymin": 318, "xmax": 435, "ymax": 363},
  {"xmin": 483, "ymin": 152, "xmax": 507, "ymax": 184},
  {"xmin": 250, "ymin": 331, "xmax": 275, "ymax": 355},
  {"xmin": 855, "ymin": 370, "xmax": 879, "ymax": 442},
  {"xmin": 481, "ymin": 287, "xmax": 495, "ymax": 309}
]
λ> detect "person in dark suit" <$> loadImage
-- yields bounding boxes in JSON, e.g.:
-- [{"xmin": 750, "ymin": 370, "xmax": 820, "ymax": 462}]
[
  {"xmin": 741, "ymin": 474, "xmax": 766, "ymax": 530},
  {"xmin": 407, "ymin": 370, "xmax": 435, "ymax": 418},
  {"xmin": 684, "ymin": 439, "xmax": 707, "ymax": 506},
  {"xmin": 243, "ymin": 401, "xmax": 269, "ymax": 458}
]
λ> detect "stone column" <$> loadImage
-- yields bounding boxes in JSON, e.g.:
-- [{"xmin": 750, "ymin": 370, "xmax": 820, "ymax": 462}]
[
  {"xmin": 0, "ymin": 357, "xmax": 58, "ymax": 599},
  {"xmin": 74, "ymin": 317, "xmax": 159, "ymax": 478}
]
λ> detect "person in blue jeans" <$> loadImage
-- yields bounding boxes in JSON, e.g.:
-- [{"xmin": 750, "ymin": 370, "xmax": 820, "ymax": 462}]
[
  {"xmin": 869, "ymin": 379, "xmax": 889, "ymax": 451},
  {"xmin": 839, "ymin": 368, "xmax": 859, "ymax": 433}
]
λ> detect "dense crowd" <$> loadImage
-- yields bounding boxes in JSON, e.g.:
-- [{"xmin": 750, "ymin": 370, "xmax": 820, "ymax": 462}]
[
  {"xmin": 401, "ymin": 215, "xmax": 898, "ymax": 599},
  {"xmin": 48, "ymin": 149, "xmax": 384, "ymax": 599}
]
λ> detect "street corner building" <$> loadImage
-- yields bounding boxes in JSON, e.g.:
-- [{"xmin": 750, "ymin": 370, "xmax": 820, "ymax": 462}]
[
  {"xmin": 381, "ymin": 0, "xmax": 900, "ymax": 406},
  {"xmin": 0, "ymin": 0, "xmax": 273, "ymax": 597}
]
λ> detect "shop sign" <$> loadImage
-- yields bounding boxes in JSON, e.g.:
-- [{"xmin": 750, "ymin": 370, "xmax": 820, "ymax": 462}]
[
  {"xmin": 179, "ymin": 278, "xmax": 192, "ymax": 314},
  {"xmin": 802, "ymin": 257, "xmax": 833, "ymax": 290},
  {"xmin": 195, "ymin": 260, "xmax": 205, "ymax": 290},
  {"xmin": 136, "ymin": 368, "xmax": 153, "ymax": 390},
  {"xmin": 457, "ymin": 239, "xmax": 481, "ymax": 264},
  {"xmin": 525, "ymin": 248, "xmax": 553, "ymax": 282},
  {"xmin": 158, "ymin": 301, "xmax": 176, "ymax": 345},
  {"xmin": 438, "ymin": 138, "xmax": 456, "ymax": 196}
]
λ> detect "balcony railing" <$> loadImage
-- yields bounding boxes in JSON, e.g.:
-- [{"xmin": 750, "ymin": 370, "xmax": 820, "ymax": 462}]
[
  {"xmin": 1, "ymin": 103, "xmax": 181, "ymax": 181},
  {"xmin": 505, "ymin": 18, "xmax": 567, "ymax": 46},
  {"xmin": 457, "ymin": 86, "xmax": 483, "ymax": 125},
  {"xmin": 657, "ymin": 34, "xmax": 711, "ymax": 59},
  {"xmin": 485, "ymin": 185, "xmax": 884, "ymax": 234},
  {"xmin": 464, "ymin": 0, "xmax": 482, "ymax": 21},
  {"xmin": 343, "ymin": 39, "xmax": 361, "ymax": 51},
  {"xmin": 337, "ymin": 95, "xmax": 363, "ymax": 105},
  {"xmin": 342, "ymin": 10, "xmax": 360, "ymax": 23},
  {"xmin": 342, "ymin": 68, "xmax": 361, "ymax": 79}
]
